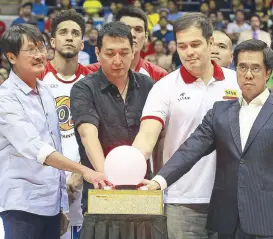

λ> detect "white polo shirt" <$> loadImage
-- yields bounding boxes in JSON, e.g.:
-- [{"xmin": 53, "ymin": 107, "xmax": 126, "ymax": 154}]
[{"xmin": 142, "ymin": 62, "xmax": 240, "ymax": 204}]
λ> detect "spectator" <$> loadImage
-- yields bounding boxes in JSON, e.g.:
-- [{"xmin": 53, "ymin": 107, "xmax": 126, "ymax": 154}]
[
  {"xmin": 158, "ymin": 0, "xmax": 168, "ymax": 8},
  {"xmin": 200, "ymin": 2, "xmax": 210, "ymax": 17},
  {"xmin": 209, "ymin": 11, "xmax": 226, "ymax": 31},
  {"xmin": 0, "ymin": 54, "xmax": 10, "ymax": 70},
  {"xmin": 144, "ymin": 2, "xmax": 160, "ymax": 33},
  {"xmin": 167, "ymin": 0, "xmax": 183, "ymax": 24},
  {"xmin": 152, "ymin": 16, "xmax": 174, "ymax": 44},
  {"xmin": 83, "ymin": 0, "xmax": 102, "ymax": 17},
  {"xmin": 11, "ymin": 2, "xmax": 36, "ymax": 26},
  {"xmin": 226, "ymin": 10, "xmax": 251, "ymax": 46},
  {"xmin": 104, "ymin": 2, "xmax": 117, "ymax": 23},
  {"xmin": 0, "ymin": 67, "xmax": 9, "ymax": 80},
  {"xmin": 83, "ymin": 19, "xmax": 94, "ymax": 41},
  {"xmin": 45, "ymin": 8, "xmax": 61, "ymax": 34},
  {"xmin": 140, "ymin": 37, "xmax": 155, "ymax": 59},
  {"xmin": 32, "ymin": 0, "xmax": 48, "ymax": 32},
  {"xmin": 211, "ymin": 30, "xmax": 233, "ymax": 68},
  {"xmin": 46, "ymin": 47, "xmax": 55, "ymax": 61},
  {"xmin": 83, "ymin": 27, "xmax": 99, "ymax": 64},
  {"xmin": 0, "ymin": 73, "xmax": 5, "ymax": 85},
  {"xmin": 59, "ymin": 0, "xmax": 73, "ymax": 10},
  {"xmin": 152, "ymin": 8, "xmax": 173, "ymax": 33},
  {"xmin": 145, "ymin": 39, "xmax": 172, "ymax": 72},
  {"xmin": 208, "ymin": 0, "xmax": 217, "ymax": 12},
  {"xmin": 87, "ymin": 6, "xmax": 168, "ymax": 82},
  {"xmin": 0, "ymin": 21, "xmax": 6, "ymax": 38},
  {"xmin": 252, "ymin": 0, "xmax": 271, "ymax": 31},
  {"xmin": 238, "ymin": 14, "xmax": 271, "ymax": 47},
  {"xmin": 167, "ymin": 40, "xmax": 176, "ymax": 56},
  {"xmin": 42, "ymin": 32, "xmax": 51, "ymax": 48},
  {"xmin": 132, "ymin": 0, "xmax": 142, "ymax": 8},
  {"xmin": 229, "ymin": 0, "xmax": 245, "ymax": 21}
]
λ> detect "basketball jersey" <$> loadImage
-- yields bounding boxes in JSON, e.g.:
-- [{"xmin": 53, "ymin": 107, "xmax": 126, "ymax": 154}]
[{"xmin": 41, "ymin": 61, "xmax": 90, "ymax": 225}]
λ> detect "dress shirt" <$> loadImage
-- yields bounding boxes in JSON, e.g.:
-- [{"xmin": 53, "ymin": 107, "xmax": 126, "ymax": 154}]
[
  {"xmin": 0, "ymin": 70, "xmax": 68, "ymax": 215},
  {"xmin": 239, "ymin": 88, "xmax": 270, "ymax": 150},
  {"xmin": 152, "ymin": 89, "xmax": 270, "ymax": 190}
]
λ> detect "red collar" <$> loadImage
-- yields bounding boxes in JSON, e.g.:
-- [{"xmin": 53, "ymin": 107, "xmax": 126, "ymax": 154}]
[
  {"xmin": 180, "ymin": 60, "xmax": 225, "ymax": 84},
  {"xmin": 135, "ymin": 58, "xmax": 144, "ymax": 72}
]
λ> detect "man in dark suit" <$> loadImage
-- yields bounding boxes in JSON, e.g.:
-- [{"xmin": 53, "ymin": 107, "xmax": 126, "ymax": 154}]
[{"xmin": 144, "ymin": 39, "xmax": 273, "ymax": 238}]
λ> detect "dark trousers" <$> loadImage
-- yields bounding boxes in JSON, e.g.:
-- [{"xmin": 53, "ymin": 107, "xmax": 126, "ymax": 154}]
[
  {"xmin": 0, "ymin": 210, "xmax": 60, "ymax": 239},
  {"xmin": 218, "ymin": 220, "xmax": 273, "ymax": 239}
]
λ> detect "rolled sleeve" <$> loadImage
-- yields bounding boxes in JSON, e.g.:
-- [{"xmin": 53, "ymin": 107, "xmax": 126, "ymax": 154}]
[
  {"xmin": 70, "ymin": 80, "xmax": 100, "ymax": 130},
  {"xmin": 0, "ymin": 95, "xmax": 56, "ymax": 163},
  {"xmin": 141, "ymin": 79, "xmax": 171, "ymax": 127},
  {"xmin": 152, "ymin": 175, "xmax": 167, "ymax": 190},
  {"xmin": 37, "ymin": 144, "xmax": 56, "ymax": 164}
]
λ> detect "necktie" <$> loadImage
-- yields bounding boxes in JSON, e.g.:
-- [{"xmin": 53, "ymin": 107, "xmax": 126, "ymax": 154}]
[{"xmin": 252, "ymin": 31, "xmax": 258, "ymax": 40}]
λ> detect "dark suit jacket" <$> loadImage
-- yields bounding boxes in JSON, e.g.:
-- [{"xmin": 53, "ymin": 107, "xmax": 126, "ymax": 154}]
[{"xmin": 158, "ymin": 93, "xmax": 273, "ymax": 236}]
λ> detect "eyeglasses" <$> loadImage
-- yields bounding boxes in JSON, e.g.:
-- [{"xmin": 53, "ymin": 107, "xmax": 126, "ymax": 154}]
[
  {"xmin": 237, "ymin": 64, "xmax": 263, "ymax": 75},
  {"xmin": 21, "ymin": 45, "xmax": 47, "ymax": 56}
]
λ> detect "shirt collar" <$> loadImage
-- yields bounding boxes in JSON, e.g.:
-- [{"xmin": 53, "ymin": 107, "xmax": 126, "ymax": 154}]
[
  {"xmin": 99, "ymin": 67, "xmax": 140, "ymax": 91},
  {"xmin": 180, "ymin": 60, "xmax": 225, "ymax": 84},
  {"xmin": 239, "ymin": 88, "xmax": 270, "ymax": 106},
  {"xmin": 9, "ymin": 70, "xmax": 38, "ymax": 95}
]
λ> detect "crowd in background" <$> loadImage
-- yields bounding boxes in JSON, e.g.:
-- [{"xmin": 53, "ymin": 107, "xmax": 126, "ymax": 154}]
[{"xmin": 1, "ymin": 0, "xmax": 273, "ymax": 80}]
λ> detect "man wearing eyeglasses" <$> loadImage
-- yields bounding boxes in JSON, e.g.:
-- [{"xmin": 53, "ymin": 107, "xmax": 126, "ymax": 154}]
[
  {"xmin": 0, "ymin": 23, "xmax": 107, "ymax": 239},
  {"xmin": 144, "ymin": 39, "xmax": 273, "ymax": 239}
]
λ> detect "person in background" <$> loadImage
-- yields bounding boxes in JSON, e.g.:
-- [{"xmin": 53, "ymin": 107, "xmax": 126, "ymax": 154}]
[
  {"xmin": 167, "ymin": 0, "xmax": 182, "ymax": 25},
  {"xmin": 0, "ymin": 23, "xmax": 107, "ymax": 239},
  {"xmin": 145, "ymin": 39, "xmax": 172, "ymax": 72},
  {"xmin": 132, "ymin": 13, "xmax": 240, "ymax": 239},
  {"xmin": 238, "ymin": 14, "xmax": 271, "ymax": 47},
  {"xmin": 45, "ymin": 8, "xmax": 61, "ymax": 34},
  {"xmin": 144, "ymin": 2, "xmax": 159, "ymax": 34},
  {"xmin": 40, "ymin": 9, "xmax": 93, "ymax": 239},
  {"xmin": 87, "ymin": 7, "xmax": 168, "ymax": 81},
  {"xmin": 211, "ymin": 31, "xmax": 233, "ymax": 68},
  {"xmin": 226, "ymin": 10, "xmax": 251, "ymax": 46},
  {"xmin": 0, "ymin": 20, "xmax": 6, "ymax": 38},
  {"xmin": 83, "ymin": 19, "xmax": 94, "ymax": 41},
  {"xmin": 11, "ymin": 2, "xmax": 36, "ymax": 26},
  {"xmin": 152, "ymin": 16, "xmax": 175, "ymax": 45},
  {"xmin": 46, "ymin": 47, "xmax": 55, "ymax": 61},
  {"xmin": 83, "ymin": 27, "xmax": 99, "ymax": 64},
  {"xmin": 104, "ymin": 2, "xmax": 117, "ymax": 23},
  {"xmin": 0, "ymin": 66, "xmax": 9, "ymax": 80},
  {"xmin": 32, "ymin": 0, "xmax": 48, "ymax": 32},
  {"xmin": 152, "ymin": 8, "xmax": 173, "ymax": 33},
  {"xmin": 209, "ymin": 12, "xmax": 226, "ymax": 31}
]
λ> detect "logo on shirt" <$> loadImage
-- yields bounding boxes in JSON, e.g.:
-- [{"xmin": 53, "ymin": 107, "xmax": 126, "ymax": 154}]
[
  {"xmin": 223, "ymin": 89, "xmax": 238, "ymax": 100},
  {"xmin": 177, "ymin": 92, "xmax": 190, "ymax": 101},
  {"xmin": 55, "ymin": 96, "xmax": 75, "ymax": 138}
]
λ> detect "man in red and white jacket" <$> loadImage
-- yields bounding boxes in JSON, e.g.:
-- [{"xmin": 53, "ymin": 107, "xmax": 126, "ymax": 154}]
[{"xmin": 87, "ymin": 7, "xmax": 168, "ymax": 81}]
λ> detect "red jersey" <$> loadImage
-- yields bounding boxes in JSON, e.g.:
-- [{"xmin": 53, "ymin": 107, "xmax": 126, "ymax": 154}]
[{"xmin": 86, "ymin": 58, "xmax": 168, "ymax": 81}]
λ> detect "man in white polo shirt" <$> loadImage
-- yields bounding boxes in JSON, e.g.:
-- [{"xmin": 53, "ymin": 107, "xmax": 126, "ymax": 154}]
[{"xmin": 133, "ymin": 13, "xmax": 240, "ymax": 239}]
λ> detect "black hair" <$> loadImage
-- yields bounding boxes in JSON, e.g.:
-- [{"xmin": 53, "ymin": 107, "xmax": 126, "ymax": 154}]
[
  {"xmin": 250, "ymin": 14, "xmax": 261, "ymax": 22},
  {"xmin": 115, "ymin": 6, "xmax": 148, "ymax": 33},
  {"xmin": 173, "ymin": 12, "xmax": 213, "ymax": 42},
  {"xmin": 0, "ymin": 23, "xmax": 44, "ymax": 57},
  {"xmin": 234, "ymin": 39, "xmax": 273, "ymax": 72},
  {"xmin": 97, "ymin": 21, "xmax": 133, "ymax": 51},
  {"xmin": 22, "ymin": 2, "xmax": 32, "ymax": 8},
  {"xmin": 51, "ymin": 9, "xmax": 85, "ymax": 38}
]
